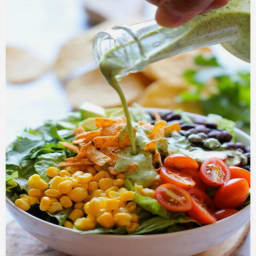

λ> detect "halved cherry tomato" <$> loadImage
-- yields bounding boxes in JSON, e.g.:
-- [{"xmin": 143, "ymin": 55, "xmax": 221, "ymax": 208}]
[
  {"xmin": 214, "ymin": 178, "xmax": 249, "ymax": 209},
  {"xmin": 229, "ymin": 166, "xmax": 250, "ymax": 187},
  {"xmin": 214, "ymin": 209, "xmax": 238, "ymax": 220},
  {"xmin": 164, "ymin": 154, "xmax": 199, "ymax": 170},
  {"xmin": 200, "ymin": 158, "xmax": 230, "ymax": 187},
  {"xmin": 155, "ymin": 183, "xmax": 192, "ymax": 212},
  {"xmin": 188, "ymin": 188, "xmax": 216, "ymax": 225},
  {"xmin": 160, "ymin": 167, "xmax": 196, "ymax": 189}
]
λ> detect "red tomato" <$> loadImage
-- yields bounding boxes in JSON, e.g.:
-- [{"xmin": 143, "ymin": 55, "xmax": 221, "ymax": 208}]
[
  {"xmin": 155, "ymin": 184, "xmax": 192, "ymax": 212},
  {"xmin": 215, "ymin": 209, "xmax": 238, "ymax": 220},
  {"xmin": 160, "ymin": 167, "xmax": 196, "ymax": 189},
  {"xmin": 188, "ymin": 188, "xmax": 216, "ymax": 225},
  {"xmin": 229, "ymin": 166, "xmax": 250, "ymax": 187},
  {"xmin": 200, "ymin": 158, "xmax": 230, "ymax": 187},
  {"xmin": 164, "ymin": 154, "xmax": 199, "ymax": 170},
  {"xmin": 214, "ymin": 178, "xmax": 249, "ymax": 209}
]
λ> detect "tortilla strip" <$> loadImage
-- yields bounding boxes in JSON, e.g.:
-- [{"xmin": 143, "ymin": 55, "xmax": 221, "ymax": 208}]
[
  {"xmin": 85, "ymin": 144, "xmax": 111, "ymax": 166},
  {"xmin": 59, "ymin": 142, "xmax": 80, "ymax": 153}
]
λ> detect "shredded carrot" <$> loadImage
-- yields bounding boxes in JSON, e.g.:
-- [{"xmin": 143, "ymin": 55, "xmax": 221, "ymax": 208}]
[{"xmin": 59, "ymin": 142, "xmax": 80, "ymax": 153}]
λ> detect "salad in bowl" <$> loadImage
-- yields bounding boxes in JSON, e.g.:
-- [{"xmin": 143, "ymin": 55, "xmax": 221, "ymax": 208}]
[{"xmin": 6, "ymin": 104, "xmax": 250, "ymax": 236}]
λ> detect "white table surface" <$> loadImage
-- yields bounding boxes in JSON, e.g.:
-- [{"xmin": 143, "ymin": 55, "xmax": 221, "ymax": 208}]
[{"xmin": 6, "ymin": 0, "xmax": 250, "ymax": 255}]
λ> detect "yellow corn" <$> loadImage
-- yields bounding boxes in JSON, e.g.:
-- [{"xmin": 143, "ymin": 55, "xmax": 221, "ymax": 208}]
[
  {"xmin": 69, "ymin": 187, "xmax": 88, "ymax": 202},
  {"xmin": 113, "ymin": 179, "xmax": 124, "ymax": 187},
  {"xmin": 80, "ymin": 183, "xmax": 89, "ymax": 190},
  {"xmin": 99, "ymin": 178, "xmax": 113, "ymax": 191},
  {"xmin": 119, "ymin": 187, "xmax": 127, "ymax": 193},
  {"xmin": 126, "ymin": 223, "xmax": 139, "ymax": 233},
  {"xmin": 49, "ymin": 176, "xmax": 65, "ymax": 189},
  {"xmin": 46, "ymin": 167, "xmax": 59, "ymax": 178},
  {"xmin": 59, "ymin": 170, "xmax": 71, "ymax": 177},
  {"xmin": 120, "ymin": 191, "xmax": 134, "ymax": 202},
  {"xmin": 72, "ymin": 171, "xmax": 84, "ymax": 177},
  {"xmin": 94, "ymin": 171, "xmax": 110, "ymax": 181},
  {"xmin": 91, "ymin": 189, "xmax": 105, "ymax": 198},
  {"xmin": 131, "ymin": 213, "xmax": 139, "ymax": 222},
  {"xmin": 142, "ymin": 188, "xmax": 155, "ymax": 198},
  {"xmin": 44, "ymin": 188, "xmax": 61, "ymax": 198},
  {"xmin": 15, "ymin": 198, "xmax": 30, "ymax": 211},
  {"xmin": 48, "ymin": 202, "xmax": 63, "ymax": 214},
  {"xmin": 108, "ymin": 191, "xmax": 119, "ymax": 199},
  {"xmin": 84, "ymin": 197, "xmax": 106, "ymax": 217},
  {"xmin": 60, "ymin": 196, "xmax": 73, "ymax": 208},
  {"xmin": 77, "ymin": 173, "xmax": 93, "ymax": 184},
  {"xmin": 74, "ymin": 217, "xmax": 96, "ymax": 231},
  {"xmin": 57, "ymin": 180, "xmax": 73, "ymax": 194},
  {"xmin": 126, "ymin": 202, "xmax": 136, "ymax": 213},
  {"xmin": 64, "ymin": 221, "xmax": 73, "ymax": 229},
  {"xmin": 114, "ymin": 212, "xmax": 132, "ymax": 227},
  {"xmin": 74, "ymin": 202, "xmax": 84, "ymax": 209},
  {"xmin": 40, "ymin": 196, "xmax": 51, "ymax": 211},
  {"xmin": 97, "ymin": 212, "xmax": 114, "ymax": 228},
  {"xmin": 20, "ymin": 194, "xmax": 38, "ymax": 205},
  {"xmin": 88, "ymin": 181, "xmax": 98, "ymax": 193},
  {"xmin": 68, "ymin": 209, "xmax": 84, "ymax": 222},
  {"xmin": 105, "ymin": 198, "xmax": 120, "ymax": 211},
  {"xmin": 28, "ymin": 174, "xmax": 48, "ymax": 190},
  {"xmin": 28, "ymin": 188, "xmax": 43, "ymax": 197}
]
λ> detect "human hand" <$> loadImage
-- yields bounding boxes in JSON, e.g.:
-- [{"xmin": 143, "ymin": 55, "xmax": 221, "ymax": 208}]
[{"xmin": 147, "ymin": 0, "xmax": 229, "ymax": 27}]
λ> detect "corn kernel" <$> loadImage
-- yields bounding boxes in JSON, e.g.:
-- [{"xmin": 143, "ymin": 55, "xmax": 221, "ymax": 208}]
[
  {"xmin": 64, "ymin": 221, "xmax": 73, "ymax": 229},
  {"xmin": 69, "ymin": 187, "xmax": 88, "ymax": 202},
  {"xmin": 117, "ymin": 173, "xmax": 125, "ymax": 180},
  {"xmin": 57, "ymin": 180, "xmax": 73, "ymax": 194},
  {"xmin": 126, "ymin": 202, "xmax": 136, "ymax": 213},
  {"xmin": 66, "ymin": 166, "xmax": 79, "ymax": 174},
  {"xmin": 113, "ymin": 179, "xmax": 124, "ymax": 187},
  {"xmin": 44, "ymin": 188, "xmax": 61, "ymax": 198},
  {"xmin": 120, "ymin": 191, "xmax": 134, "ymax": 202},
  {"xmin": 84, "ymin": 197, "xmax": 106, "ymax": 216},
  {"xmin": 40, "ymin": 196, "xmax": 51, "ymax": 211},
  {"xmin": 68, "ymin": 209, "xmax": 84, "ymax": 222},
  {"xmin": 94, "ymin": 171, "xmax": 110, "ymax": 181},
  {"xmin": 142, "ymin": 188, "xmax": 155, "ymax": 198},
  {"xmin": 28, "ymin": 188, "xmax": 43, "ymax": 197},
  {"xmin": 60, "ymin": 196, "xmax": 73, "ymax": 208},
  {"xmin": 119, "ymin": 187, "xmax": 127, "ymax": 193},
  {"xmin": 87, "ymin": 167, "xmax": 96, "ymax": 175},
  {"xmin": 48, "ymin": 202, "xmax": 63, "ymax": 214},
  {"xmin": 126, "ymin": 222, "xmax": 139, "ymax": 233},
  {"xmin": 20, "ymin": 194, "xmax": 39, "ymax": 205},
  {"xmin": 74, "ymin": 202, "xmax": 84, "ymax": 209},
  {"xmin": 59, "ymin": 170, "xmax": 71, "ymax": 177},
  {"xmin": 88, "ymin": 181, "xmax": 98, "ymax": 193},
  {"xmin": 99, "ymin": 178, "xmax": 113, "ymax": 191},
  {"xmin": 15, "ymin": 198, "xmax": 30, "ymax": 211},
  {"xmin": 91, "ymin": 189, "xmax": 104, "ymax": 198},
  {"xmin": 74, "ymin": 217, "xmax": 95, "ymax": 231},
  {"xmin": 108, "ymin": 191, "xmax": 119, "ymax": 198},
  {"xmin": 49, "ymin": 176, "xmax": 65, "ymax": 189},
  {"xmin": 28, "ymin": 174, "xmax": 48, "ymax": 190},
  {"xmin": 73, "ymin": 171, "xmax": 84, "ymax": 177},
  {"xmin": 114, "ymin": 212, "xmax": 132, "ymax": 227},
  {"xmin": 77, "ymin": 173, "xmax": 93, "ymax": 184},
  {"xmin": 70, "ymin": 177, "xmax": 79, "ymax": 187},
  {"xmin": 97, "ymin": 212, "xmax": 114, "ymax": 228},
  {"xmin": 46, "ymin": 167, "xmax": 59, "ymax": 178},
  {"xmin": 50, "ymin": 198, "xmax": 58, "ymax": 203},
  {"xmin": 131, "ymin": 213, "xmax": 139, "ymax": 222},
  {"xmin": 80, "ymin": 183, "xmax": 89, "ymax": 190},
  {"xmin": 105, "ymin": 198, "xmax": 120, "ymax": 211}
]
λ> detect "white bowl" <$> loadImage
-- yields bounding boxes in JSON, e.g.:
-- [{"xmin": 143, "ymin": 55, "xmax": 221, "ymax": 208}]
[{"xmin": 6, "ymin": 110, "xmax": 250, "ymax": 256}]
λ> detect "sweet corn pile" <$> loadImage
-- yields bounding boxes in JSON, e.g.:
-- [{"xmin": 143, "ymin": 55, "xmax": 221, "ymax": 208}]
[{"xmin": 15, "ymin": 166, "xmax": 140, "ymax": 233}]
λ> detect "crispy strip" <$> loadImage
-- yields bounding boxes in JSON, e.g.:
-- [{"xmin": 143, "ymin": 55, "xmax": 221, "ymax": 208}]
[
  {"xmin": 85, "ymin": 144, "xmax": 111, "ymax": 166},
  {"xmin": 74, "ymin": 127, "xmax": 85, "ymax": 135},
  {"xmin": 101, "ymin": 122, "xmax": 125, "ymax": 136},
  {"xmin": 75, "ymin": 129, "xmax": 101, "ymax": 141},
  {"xmin": 59, "ymin": 141, "xmax": 80, "ymax": 153},
  {"xmin": 144, "ymin": 140, "xmax": 157, "ymax": 152},
  {"xmin": 164, "ymin": 122, "xmax": 180, "ymax": 136},
  {"xmin": 95, "ymin": 118, "xmax": 116, "ymax": 128},
  {"xmin": 93, "ymin": 135, "xmax": 119, "ymax": 149},
  {"xmin": 59, "ymin": 159, "xmax": 93, "ymax": 167},
  {"xmin": 150, "ymin": 120, "xmax": 166, "ymax": 139}
]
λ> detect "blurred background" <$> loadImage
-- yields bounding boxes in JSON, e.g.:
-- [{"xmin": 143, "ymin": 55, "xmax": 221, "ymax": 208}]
[{"xmin": 6, "ymin": 0, "xmax": 250, "ymax": 254}]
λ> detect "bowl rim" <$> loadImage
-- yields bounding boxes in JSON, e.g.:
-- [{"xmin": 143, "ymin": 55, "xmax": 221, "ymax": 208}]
[{"xmin": 6, "ymin": 108, "xmax": 251, "ymax": 239}]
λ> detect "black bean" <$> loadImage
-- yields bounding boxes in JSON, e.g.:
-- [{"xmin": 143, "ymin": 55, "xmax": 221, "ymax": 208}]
[
  {"xmin": 180, "ymin": 124, "xmax": 195, "ymax": 130},
  {"xmin": 245, "ymin": 152, "xmax": 250, "ymax": 164},
  {"xmin": 194, "ymin": 121, "xmax": 217, "ymax": 129},
  {"xmin": 225, "ymin": 142, "xmax": 247, "ymax": 152},
  {"xmin": 208, "ymin": 130, "xmax": 221, "ymax": 139},
  {"xmin": 148, "ymin": 112, "xmax": 156, "ymax": 120},
  {"xmin": 186, "ymin": 128, "xmax": 198, "ymax": 135},
  {"xmin": 217, "ymin": 131, "xmax": 232, "ymax": 143},
  {"xmin": 195, "ymin": 125, "xmax": 208, "ymax": 134},
  {"xmin": 163, "ymin": 112, "xmax": 181, "ymax": 122},
  {"xmin": 160, "ymin": 111, "xmax": 173, "ymax": 120},
  {"xmin": 245, "ymin": 146, "xmax": 250, "ymax": 153},
  {"xmin": 193, "ymin": 117, "xmax": 206, "ymax": 124},
  {"xmin": 180, "ymin": 130, "xmax": 189, "ymax": 137}
]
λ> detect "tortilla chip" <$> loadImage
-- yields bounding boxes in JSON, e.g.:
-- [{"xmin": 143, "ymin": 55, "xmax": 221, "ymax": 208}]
[
  {"xmin": 164, "ymin": 122, "xmax": 181, "ymax": 136},
  {"xmin": 59, "ymin": 142, "xmax": 80, "ymax": 153},
  {"xmin": 6, "ymin": 46, "xmax": 49, "ymax": 83},
  {"xmin": 75, "ymin": 129, "xmax": 102, "ymax": 141},
  {"xmin": 85, "ymin": 144, "xmax": 111, "ymax": 166},
  {"xmin": 142, "ymin": 48, "xmax": 212, "ymax": 88},
  {"xmin": 65, "ymin": 69, "xmax": 148, "ymax": 108},
  {"xmin": 150, "ymin": 120, "xmax": 166, "ymax": 139},
  {"xmin": 144, "ymin": 140, "xmax": 157, "ymax": 152},
  {"xmin": 139, "ymin": 80, "xmax": 203, "ymax": 114},
  {"xmin": 95, "ymin": 118, "xmax": 116, "ymax": 128},
  {"xmin": 93, "ymin": 135, "xmax": 119, "ymax": 149}
]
